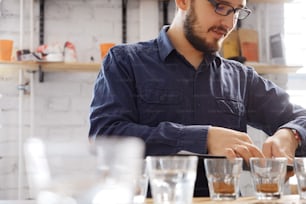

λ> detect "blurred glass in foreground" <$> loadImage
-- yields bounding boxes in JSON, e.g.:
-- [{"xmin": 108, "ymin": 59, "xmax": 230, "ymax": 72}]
[{"xmin": 24, "ymin": 136, "xmax": 144, "ymax": 204}]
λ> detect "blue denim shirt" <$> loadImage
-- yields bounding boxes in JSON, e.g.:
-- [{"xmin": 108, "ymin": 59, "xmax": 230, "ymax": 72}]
[{"xmin": 89, "ymin": 26, "xmax": 306, "ymax": 156}]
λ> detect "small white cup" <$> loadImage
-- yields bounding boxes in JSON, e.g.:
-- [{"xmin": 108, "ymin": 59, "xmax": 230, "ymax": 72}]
[{"xmin": 146, "ymin": 156, "xmax": 198, "ymax": 204}]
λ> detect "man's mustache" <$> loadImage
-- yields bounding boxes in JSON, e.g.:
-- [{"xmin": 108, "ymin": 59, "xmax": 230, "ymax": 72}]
[{"xmin": 208, "ymin": 26, "xmax": 229, "ymax": 36}]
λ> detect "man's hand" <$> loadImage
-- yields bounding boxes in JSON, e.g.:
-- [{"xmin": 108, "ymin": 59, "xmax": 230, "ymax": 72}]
[
  {"xmin": 207, "ymin": 126, "xmax": 265, "ymax": 163},
  {"xmin": 262, "ymin": 128, "xmax": 298, "ymax": 180},
  {"xmin": 262, "ymin": 128, "xmax": 298, "ymax": 162}
]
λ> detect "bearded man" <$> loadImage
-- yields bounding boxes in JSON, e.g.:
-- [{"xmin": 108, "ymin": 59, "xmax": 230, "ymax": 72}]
[{"xmin": 89, "ymin": 0, "xmax": 306, "ymax": 196}]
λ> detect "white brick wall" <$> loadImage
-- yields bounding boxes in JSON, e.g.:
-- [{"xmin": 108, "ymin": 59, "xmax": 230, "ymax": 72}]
[
  {"xmin": 0, "ymin": 0, "xmax": 159, "ymax": 199},
  {"xmin": 0, "ymin": 0, "xmax": 299, "ymax": 200}
]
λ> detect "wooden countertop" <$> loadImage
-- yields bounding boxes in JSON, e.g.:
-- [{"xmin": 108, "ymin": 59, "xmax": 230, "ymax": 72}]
[
  {"xmin": 146, "ymin": 194, "xmax": 301, "ymax": 203},
  {"xmin": 0, "ymin": 195, "xmax": 300, "ymax": 204}
]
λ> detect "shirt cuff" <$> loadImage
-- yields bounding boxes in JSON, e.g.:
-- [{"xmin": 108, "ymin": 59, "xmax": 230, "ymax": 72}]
[
  {"xmin": 178, "ymin": 125, "xmax": 209, "ymax": 154},
  {"xmin": 279, "ymin": 125, "xmax": 306, "ymax": 155}
]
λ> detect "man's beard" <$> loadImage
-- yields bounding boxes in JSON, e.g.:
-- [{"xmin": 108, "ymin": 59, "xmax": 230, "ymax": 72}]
[{"xmin": 183, "ymin": 3, "xmax": 228, "ymax": 54}]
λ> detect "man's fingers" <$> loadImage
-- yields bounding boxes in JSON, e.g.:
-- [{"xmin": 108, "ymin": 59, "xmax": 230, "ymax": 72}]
[
  {"xmin": 232, "ymin": 144, "xmax": 265, "ymax": 166},
  {"xmin": 225, "ymin": 148, "xmax": 237, "ymax": 159},
  {"xmin": 262, "ymin": 141, "xmax": 273, "ymax": 158},
  {"xmin": 234, "ymin": 144, "xmax": 264, "ymax": 157},
  {"xmin": 245, "ymin": 143, "xmax": 265, "ymax": 158}
]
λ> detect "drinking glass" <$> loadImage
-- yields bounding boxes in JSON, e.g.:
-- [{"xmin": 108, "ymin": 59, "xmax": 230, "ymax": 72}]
[
  {"xmin": 133, "ymin": 159, "xmax": 149, "ymax": 204},
  {"xmin": 146, "ymin": 156, "xmax": 198, "ymax": 204},
  {"xmin": 294, "ymin": 157, "xmax": 306, "ymax": 200},
  {"xmin": 204, "ymin": 158, "xmax": 243, "ymax": 200},
  {"xmin": 24, "ymin": 136, "xmax": 145, "ymax": 204},
  {"xmin": 250, "ymin": 157, "xmax": 287, "ymax": 200}
]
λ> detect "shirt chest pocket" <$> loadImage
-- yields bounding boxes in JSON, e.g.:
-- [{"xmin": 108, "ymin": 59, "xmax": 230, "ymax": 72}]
[
  {"xmin": 215, "ymin": 98, "xmax": 245, "ymax": 116},
  {"xmin": 214, "ymin": 98, "xmax": 245, "ymax": 129}
]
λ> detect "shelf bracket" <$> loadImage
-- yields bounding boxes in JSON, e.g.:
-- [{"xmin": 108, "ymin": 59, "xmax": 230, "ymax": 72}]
[
  {"xmin": 39, "ymin": 0, "xmax": 45, "ymax": 83},
  {"xmin": 162, "ymin": 0, "xmax": 170, "ymax": 25},
  {"xmin": 38, "ymin": 65, "xmax": 44, "ymax": 83},
  {"xmin": 122, "ymin": 0, "xmax": 128, "ymax": 43}
]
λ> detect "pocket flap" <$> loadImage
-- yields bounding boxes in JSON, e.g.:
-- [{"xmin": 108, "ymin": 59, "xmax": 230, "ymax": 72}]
[{"xmin": 216, "ymin": 99, "xmax": 245, "ymax": 116}]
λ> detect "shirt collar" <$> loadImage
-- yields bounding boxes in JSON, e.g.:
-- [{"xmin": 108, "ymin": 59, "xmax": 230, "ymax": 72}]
[
  {"xmin": 157, "ymin": 25, "xmax": 222, "ymax": 66},
  {"xmin": 157, "ymin": 25, "xmax": 174, "ymax": 61},
  {"xmin": 206, "ymin": 52, "xmax": 221, "ymax": 66}
]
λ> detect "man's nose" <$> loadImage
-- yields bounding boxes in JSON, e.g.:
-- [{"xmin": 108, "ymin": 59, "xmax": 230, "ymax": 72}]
[{"xmin": 220, "ymin": 13, "xmax": 238, "ymax": 31}]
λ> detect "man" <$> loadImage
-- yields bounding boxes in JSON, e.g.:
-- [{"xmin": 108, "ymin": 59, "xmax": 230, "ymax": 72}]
[{"xmin": 89, "ymin": 0, "xmax": 306, "ymax": 196}]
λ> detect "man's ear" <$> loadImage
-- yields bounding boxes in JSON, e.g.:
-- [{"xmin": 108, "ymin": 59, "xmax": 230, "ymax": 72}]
[{"xmin": 175, "ymin": 0, "xmax": 189, "ymax": 11}]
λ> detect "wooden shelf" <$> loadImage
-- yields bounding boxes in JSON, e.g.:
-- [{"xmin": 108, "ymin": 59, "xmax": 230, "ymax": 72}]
[
  {"xmin": 39, "ymin": 62, "xmax": 100, "ymax": 72},
  {"xmin": 248, "ymin": 0, "xmax": 293, "ymax": 3},
  {"xmin": 0, "ymin": 61, "xmax": 304, "ymax": 75},
  {"xmin": 245, "ymin": 62, "xmax": 303, "ymax": 74},
  {"xmin": 0, "ymin": 61, "xmax": 100, "ymax": 72}
]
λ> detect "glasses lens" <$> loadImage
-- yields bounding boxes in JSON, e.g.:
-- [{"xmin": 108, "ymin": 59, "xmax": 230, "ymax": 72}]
[
  {"xmin": 213, "ymin": 0, "xmax": 251, "ymax": 20},
  {"xmin": 237, "ymin": 9, "xmax": 251, "ymax": 20},
  {"xmin": 215, "ymin": 4, "xmax": 233, "ymax": 16}
]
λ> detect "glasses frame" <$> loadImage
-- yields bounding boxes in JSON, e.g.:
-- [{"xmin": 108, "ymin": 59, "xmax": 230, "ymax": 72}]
[{"xmin": 207, "ymin": 0, "xmax": 252, "ymax": 20}]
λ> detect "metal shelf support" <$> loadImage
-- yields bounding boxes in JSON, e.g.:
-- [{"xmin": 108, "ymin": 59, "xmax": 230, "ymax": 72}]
[
  {"xmin": 122, "ymin": 0, "xmax": 128, "ymax": 43},
  {"xmin": 38, "ymin": 0, "xmax": 45, "ymax": 82}
]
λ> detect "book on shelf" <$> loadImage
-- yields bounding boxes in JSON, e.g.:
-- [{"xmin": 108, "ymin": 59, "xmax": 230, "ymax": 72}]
[
  {"xmin": 270, "ymin": 33, "xmax": 286, "ymax": 65},
  {"xmin": 238, "ymin": 29, "xmax": 259, "ymax": 62},
  {"xmin": 221, "ymin": 29, "xmax": 259, "ymax": 63},
  {"xmin": 222, "ymin": 30, "xmax": 240, "ymax": 59}
]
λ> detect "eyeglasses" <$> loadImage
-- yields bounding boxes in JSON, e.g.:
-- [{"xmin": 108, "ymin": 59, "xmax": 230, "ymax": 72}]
[{"xmin": 207, "ymin": 0, "xmax": 252, "ymax": 20}]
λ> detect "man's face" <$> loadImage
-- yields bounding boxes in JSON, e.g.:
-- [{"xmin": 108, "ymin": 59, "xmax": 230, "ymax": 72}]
[{"xmin": 183, "ymin": 0, "xmax": 245, "ymax": 53}]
